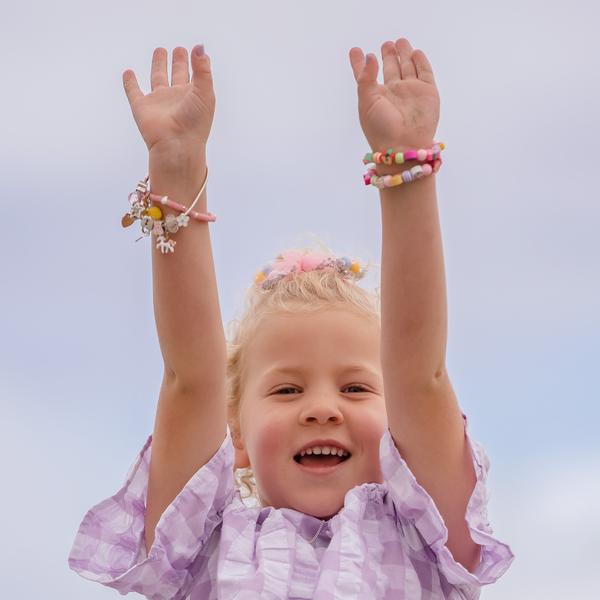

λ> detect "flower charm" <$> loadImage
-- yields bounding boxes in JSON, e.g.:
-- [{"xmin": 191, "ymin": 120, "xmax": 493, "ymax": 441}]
[{"xmin": 176, "ymin": 214, "xmax": 190, "ymax": 228}]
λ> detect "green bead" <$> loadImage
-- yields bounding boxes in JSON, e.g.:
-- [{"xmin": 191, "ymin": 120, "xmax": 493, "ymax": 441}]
[{"xmin": 394, "ymin": 153, "xmax": 405, "ymax": 164}]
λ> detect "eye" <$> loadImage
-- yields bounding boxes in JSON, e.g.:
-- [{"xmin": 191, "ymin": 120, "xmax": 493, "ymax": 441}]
[
  {"xmin": 273, "ymin": 385, "xmax": 369, "ymax": 394},
  {"xmin": 345, "ymin": 385, "xmax": 369, "ymax": 393}
]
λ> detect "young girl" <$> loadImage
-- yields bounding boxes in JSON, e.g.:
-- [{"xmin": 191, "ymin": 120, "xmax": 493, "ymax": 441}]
[{"xmin": 68, "ymin": 39, "xmax": 514, "ymax": 598}]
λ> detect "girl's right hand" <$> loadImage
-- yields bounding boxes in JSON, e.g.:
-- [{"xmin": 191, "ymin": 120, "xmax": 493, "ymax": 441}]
[{"xmin": 122, "ymin": 46, "xmax": 215, "ymax": 155}]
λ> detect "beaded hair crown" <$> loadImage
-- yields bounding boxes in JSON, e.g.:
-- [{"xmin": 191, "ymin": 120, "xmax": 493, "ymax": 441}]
[{"xmin": 254, "ymin": 250, "xmax": 368, "ymax": 291}]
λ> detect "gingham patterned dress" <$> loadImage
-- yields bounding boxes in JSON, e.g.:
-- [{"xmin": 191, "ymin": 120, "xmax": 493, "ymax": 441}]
[{"xmin": 68, "ymin": 415, "xmax": 514, "ymax": 599}]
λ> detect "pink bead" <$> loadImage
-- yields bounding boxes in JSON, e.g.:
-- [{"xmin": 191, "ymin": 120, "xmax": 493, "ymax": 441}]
[
  {"xmin": 417, "ymin": 149, "xmax": 427, "ymax": 161},
  {"xmin": 422, "ymin": 163, "xmax": 433, "ymax": 176},
  {"xmin": 404, "ymin": 150, "xmax": 417, "ymax": 161}
]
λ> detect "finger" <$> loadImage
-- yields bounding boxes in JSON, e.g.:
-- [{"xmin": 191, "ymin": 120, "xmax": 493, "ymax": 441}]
[
  {"xmin": 122, "ymin": 69, "xmax": 144, "ymax": 105},
  {"xmin": 363, "ymin": 53, "xmax": 379, "ymax": 87},
  {"xmin": 171, "ymin": 46, "xmax": 190, "ymax": 86},
  {"xmin": 394, "ymin": 38, "xmax": 417, "ymax": 80},
  {"xmin": 190, "ymin": 44, "xmax": 213, "ymax": 97},
  {"xmin": 349, "ymin": 47, "xmax": 378, "ymax": 90},
  {"xmin": 348, "ymin": 47, "xmax": 365, "ymax": 83},
  {"xmin": 381, "ymin": 40, "xmax": 402, "ymax": 86},
  {"xmin": 412, "ymin": 49, "xmax": 436, "ymax": 85},
  {"xmin": 151, "ymin": 47, "xmax": 169, "ymax": 91}
]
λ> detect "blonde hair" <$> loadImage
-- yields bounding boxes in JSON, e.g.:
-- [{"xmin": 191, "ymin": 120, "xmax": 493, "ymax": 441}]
[{"xmin": 225, "ymin": 241, "xmax": 381, "ymax": 502}]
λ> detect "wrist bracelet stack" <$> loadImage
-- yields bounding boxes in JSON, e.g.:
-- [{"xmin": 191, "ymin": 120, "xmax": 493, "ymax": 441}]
[
  {"xmin": 121, "ymin": 142, "xmax": 445, "ymax": 254},
  {"xmin": 363, "ymin": 142, "xmax": 445, "ymax": 189},
  {"xmin": 121, "ymin": 167, "xmax": 214, "ymax": 254}
]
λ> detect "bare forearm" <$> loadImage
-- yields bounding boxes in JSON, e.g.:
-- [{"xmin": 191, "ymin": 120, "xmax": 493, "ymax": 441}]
[
  {"xmin": 149, "ymin": 146, "xmax": 226, "ymax": 386},
  {"xmin": 378, "ymin": 163, "xmax": 448, "ymax": 388}
]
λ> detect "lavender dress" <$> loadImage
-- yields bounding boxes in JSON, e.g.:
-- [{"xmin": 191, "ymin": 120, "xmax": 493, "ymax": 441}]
[{"xmin": 68, "ymin": 414, "xmax": 514, "ymax": 599}]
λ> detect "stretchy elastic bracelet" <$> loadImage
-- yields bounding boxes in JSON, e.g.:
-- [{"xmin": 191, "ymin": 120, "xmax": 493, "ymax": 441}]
[
  {"xmin": 364, "ymin": 158, "xmax": 442, "ymax": 189},
  {"xmin": 362, "ymin": 143, "xmax": 445, "ymax": 189},
  {"xmin": 362, "ymin": 142, "xmax": 445, "ymax": 166}
]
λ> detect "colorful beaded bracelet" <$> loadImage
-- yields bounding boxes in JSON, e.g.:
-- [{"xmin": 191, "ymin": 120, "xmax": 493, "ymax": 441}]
[
  {"xmin": 364, "ymin": 158, "xmax": 443, "ymax": 189},
  {"xmin": 362, "ymin": 142, "xmax": 445, "ymax": 166},
  {"xmin": 362, "ymin": 143, "xmax": 445, "ymax": 189}
]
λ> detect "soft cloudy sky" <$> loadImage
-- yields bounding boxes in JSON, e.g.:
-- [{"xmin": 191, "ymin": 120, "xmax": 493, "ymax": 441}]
[{"xmin": 1, "ymin": 0, "xmax": 599, "ymax": 598}]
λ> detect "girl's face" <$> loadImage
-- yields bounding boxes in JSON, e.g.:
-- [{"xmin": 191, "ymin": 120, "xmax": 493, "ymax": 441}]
[{"xmin": 234, "ymin": 308, "xmax": 387, "ymax": 519}]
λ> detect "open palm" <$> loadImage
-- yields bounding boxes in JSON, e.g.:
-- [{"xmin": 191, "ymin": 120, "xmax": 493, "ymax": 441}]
[
  {"xmin": 349, "ymin": 38, "xmax": 440, "ymax": 153},
  {"xmin": 122, "ymin": 46, "xmax": 215, "ymax": 153}
]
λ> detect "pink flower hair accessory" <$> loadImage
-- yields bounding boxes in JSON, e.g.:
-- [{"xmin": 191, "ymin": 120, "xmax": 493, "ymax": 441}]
[{"xmin": 254, "ymin": 250, "xmax": 367, "ymax": 291}]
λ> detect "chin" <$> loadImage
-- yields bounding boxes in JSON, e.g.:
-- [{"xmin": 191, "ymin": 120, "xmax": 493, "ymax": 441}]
[{"xmin": 294, "ymin": 496, "xmax": 345, "ymax": 520}]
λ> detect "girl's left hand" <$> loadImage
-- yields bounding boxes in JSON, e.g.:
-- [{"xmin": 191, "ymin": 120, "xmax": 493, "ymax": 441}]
[{"xmin": 349, "ymin": 38, "xmax": 440, "ymax": 153}]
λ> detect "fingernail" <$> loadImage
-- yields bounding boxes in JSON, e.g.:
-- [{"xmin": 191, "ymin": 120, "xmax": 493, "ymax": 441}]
[{"xmin": 194, "ymin": 44, "xmax": 205, "ymax": 57}]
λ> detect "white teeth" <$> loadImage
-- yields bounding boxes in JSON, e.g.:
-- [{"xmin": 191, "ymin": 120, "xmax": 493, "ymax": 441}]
[{"xmin": 299, "ymin": 446, "xmax": 349, "ymax": 457}]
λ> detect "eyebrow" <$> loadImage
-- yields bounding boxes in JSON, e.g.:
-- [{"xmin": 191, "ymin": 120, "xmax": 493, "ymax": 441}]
[{"xmin": 261, "ymin": 364, "xmax": 379, "ymax": 380}]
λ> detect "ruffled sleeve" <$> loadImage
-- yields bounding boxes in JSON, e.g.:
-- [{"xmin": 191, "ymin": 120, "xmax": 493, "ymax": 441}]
[
  {"xmin": 68, "ymin": 426, "xmax": 235, "ymax": 599},
  {"xmin": 380, "ymin": 413, "xmax": 514, "ymax": 589}
]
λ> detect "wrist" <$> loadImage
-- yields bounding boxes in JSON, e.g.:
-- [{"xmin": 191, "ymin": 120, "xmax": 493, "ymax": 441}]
[
  {"xmin": 148, "ymin": 150, "xmax": 208, "ymax": 207},
  {"xmin": 149, "ymin": 140, "xmax": 206, "ymax": 172},
  {"xmin": 149, "ymin": 140, "xmax": 206, "ymax": 178}
]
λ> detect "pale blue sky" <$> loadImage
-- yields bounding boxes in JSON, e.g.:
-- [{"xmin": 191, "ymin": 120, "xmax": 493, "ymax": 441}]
[{"xmin": 1, "ymin": 0, "xmax": 599, "ymax": 598}]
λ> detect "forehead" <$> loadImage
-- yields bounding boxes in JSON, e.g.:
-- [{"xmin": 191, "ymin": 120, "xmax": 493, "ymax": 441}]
[{"xmin": 245, "ymin": 309, "xmax": 380, "ymax": 377}]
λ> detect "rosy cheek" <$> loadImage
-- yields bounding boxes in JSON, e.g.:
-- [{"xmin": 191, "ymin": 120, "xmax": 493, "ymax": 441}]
[{"xmin": 254, "ymin": 416, "xmax": 288, "ymax": 458}]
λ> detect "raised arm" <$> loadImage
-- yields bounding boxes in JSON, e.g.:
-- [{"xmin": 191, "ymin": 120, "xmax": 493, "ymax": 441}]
[
  {"xmin": 349, "ymin": 38, "xmax": 481, "ymax": 572},
  {"xmin": 123, "ymin": 45, "xmax": 227, "ymax": 554}
]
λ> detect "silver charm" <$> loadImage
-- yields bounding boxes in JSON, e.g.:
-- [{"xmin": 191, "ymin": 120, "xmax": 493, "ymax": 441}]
[
  {"xmin": 131, "ymin": 203, "xmax": 145, "ymax": 219},
  {"xmin": 140, "ymin": 215, "xmax": 154, "ymax": 234},
  {"xmin": 155, "ymin": 234, "xmax": 176, "ymax": 254}
]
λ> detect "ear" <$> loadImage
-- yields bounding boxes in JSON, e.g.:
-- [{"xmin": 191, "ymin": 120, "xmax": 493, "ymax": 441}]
[{"xmin": 231, "ymin": 429, "xmax": 251, "ymax": 469}]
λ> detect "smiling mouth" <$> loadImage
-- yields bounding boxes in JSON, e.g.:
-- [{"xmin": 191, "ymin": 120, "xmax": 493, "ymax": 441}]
[{"xmin": 293, "ymin": 453, "xmax": 351, "ymax": 469}]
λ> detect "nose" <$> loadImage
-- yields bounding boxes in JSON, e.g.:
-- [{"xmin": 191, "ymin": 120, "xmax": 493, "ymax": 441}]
[{"xmin": 299, "ymin": 394, "xmax": 344, "ymax": 425}]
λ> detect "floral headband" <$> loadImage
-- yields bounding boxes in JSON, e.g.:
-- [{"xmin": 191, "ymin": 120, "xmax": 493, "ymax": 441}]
[{"xmin": 254, "ymin": 250, "xmax": 368, "ymax": 291}]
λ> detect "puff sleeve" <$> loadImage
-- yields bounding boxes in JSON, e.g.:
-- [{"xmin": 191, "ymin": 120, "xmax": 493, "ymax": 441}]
[
  {"xmin": 68, "ymin": 427, "xmax": 235, "ymax": 599},
  {"xmin": 379, "ymin": 414, "xmax": 514, "ymax": 592}
]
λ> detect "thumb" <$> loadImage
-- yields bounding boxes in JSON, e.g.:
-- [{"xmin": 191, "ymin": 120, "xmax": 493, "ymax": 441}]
[{"xmin": 191, "ymin": 44, "xmax": 213, "ymax": 94}]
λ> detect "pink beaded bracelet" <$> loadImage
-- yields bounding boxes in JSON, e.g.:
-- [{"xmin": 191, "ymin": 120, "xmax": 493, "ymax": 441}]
[
  {"xmin": 122, "ymin": 168, "xmax": 215, "ymax": 254},
  {"xmin": 362, "ymin": 143, "xmax": 445, "ymax": 166},
  {"xmin": 147, "ymin": 192, "xmax": 216, "ymax": 223}
]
